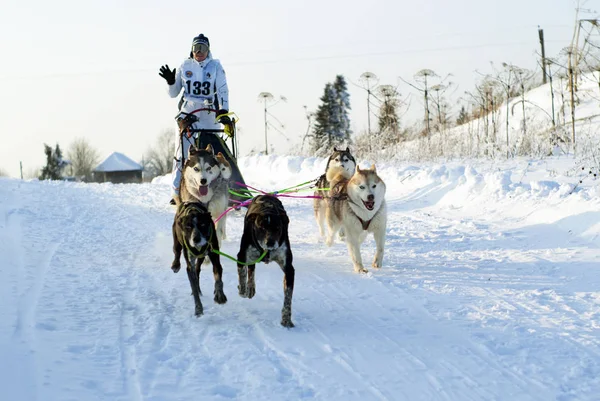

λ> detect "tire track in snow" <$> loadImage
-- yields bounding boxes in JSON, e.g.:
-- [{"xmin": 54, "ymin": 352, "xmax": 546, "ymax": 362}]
[
  {"xmin": 305, "ymin": 265, "xmax": 548, "ymax": 400},
  {"xmin": 104, "ymin": 199, "xmax": 172, "ymax": 401},
  {"xmin": 380, "ymin": 205, "xmax": 596, "ymax": 399}
]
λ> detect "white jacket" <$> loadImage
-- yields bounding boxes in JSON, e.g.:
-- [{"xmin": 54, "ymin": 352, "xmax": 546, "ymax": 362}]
[{"xmin": 167, "ymin": 53, "xmax": 229, "ymax": 112}]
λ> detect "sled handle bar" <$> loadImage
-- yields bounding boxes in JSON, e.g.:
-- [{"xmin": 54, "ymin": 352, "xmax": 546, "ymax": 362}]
[{"xmin": 187, "ymin": 128, "xmax": 226, "ymax": 134}]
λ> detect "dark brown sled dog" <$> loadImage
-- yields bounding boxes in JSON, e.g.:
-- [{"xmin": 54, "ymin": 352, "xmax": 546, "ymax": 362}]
[
  {"xmin": 236, "ymin": 195, "xmax": 295, "ymax": 327},
  {"xmin": 171, "ymin": 202, "xmax": 227, "ymax": 316}
]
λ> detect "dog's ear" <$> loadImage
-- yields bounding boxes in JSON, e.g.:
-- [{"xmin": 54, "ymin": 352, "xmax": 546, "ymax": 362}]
[
  {"xmin": 345, "ymin": 147, "xmax": 350, "ymax": 153},
  {"xmin": 244, "ymin": 213, "xmax": 257, "ymax": 232},
  {"xmin": 216, "ymin": 152, "xmax": 230, "ymax": 167},
  {"xmin": 355, "ymin": 165, "xmax": 362, "ymax": 174},
  {"xmin": 281, "ymin": 212, "xmax": 289, "ymax": 227},
  {"xmin": 205, "ymin": 144, "xmax": 214, "ymax": 155},
  {"xmin": 370, "ymin": 164, "xmax": 377, "ymax": 172},
  {"xmin": 177, "ymin": 212, "xmax": 188, "ymax": 228},
  {"xmin": 188, "ymin": 145, "xmax": 199, "ymax": 157},
  {"xmin": 333, "ymin": 147, "xmax": 339, "ymax": 152}
]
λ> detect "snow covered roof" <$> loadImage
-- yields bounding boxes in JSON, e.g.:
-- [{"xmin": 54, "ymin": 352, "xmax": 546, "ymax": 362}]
[{"xmin": 94, "ymin": 152, "xmax": 143, "ymax": 172}]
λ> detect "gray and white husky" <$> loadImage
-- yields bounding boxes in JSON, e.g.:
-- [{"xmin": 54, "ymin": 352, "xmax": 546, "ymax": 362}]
[
  {"xmin": 314, "ymin": 147, "xmax": 357, "ymax": 237},
  {"xmin": 180, "ymin": 144, "xmax": 232, "ymax": 244},
  {"xmin": 325, "ymin": 164, "xmax": 387, "ymax": 273}
]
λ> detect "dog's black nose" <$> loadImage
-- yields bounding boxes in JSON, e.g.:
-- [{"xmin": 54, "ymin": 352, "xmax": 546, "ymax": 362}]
[
  {"xmin": 367, "ymin": 194, "xmax": 374, "ymax": 201},
  {"xmin": 200, "ymin": 178, "xmax": 207, "ymax": 185}
]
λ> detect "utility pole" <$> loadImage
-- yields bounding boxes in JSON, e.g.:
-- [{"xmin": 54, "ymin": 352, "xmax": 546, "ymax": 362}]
[
  {"xmin": 263, "ymin": 97, "xmax": 268, "ymax": 155},
  {"xmin": 258, "ymin": 92, "xmax": 273, "ymax": 155},
  {"xmin": 359, "ymin": 72, "xmax": 378, "ymax": 152},
  {"xmin": 20, "ymin": 161, "xmax": 23, "ymax": 179},
  {"xmin": 538, "ymin": 26, "xmax": 547, "ymax": 84},
  {"xmin": 257, "ymin": 92, "xmax": 287, "ymax": 155}
]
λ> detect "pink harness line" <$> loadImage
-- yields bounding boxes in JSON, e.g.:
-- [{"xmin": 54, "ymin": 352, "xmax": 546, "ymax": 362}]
[{"xmin": 213, "ymin": 182, "xmax": 323, "ymax": 223}]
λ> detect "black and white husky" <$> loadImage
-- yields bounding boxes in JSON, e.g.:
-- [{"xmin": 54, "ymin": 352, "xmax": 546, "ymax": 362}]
[
  {"xmin": 313, "ymin": 147, "xmax": 356, "ymax": 237},
  {"xmin": 325, "ymin": 164, "xmax": 387, "ymax": 273},
  {"xmin": 180, "ymin": 144, "xmax": 232, "ymax": 244}
]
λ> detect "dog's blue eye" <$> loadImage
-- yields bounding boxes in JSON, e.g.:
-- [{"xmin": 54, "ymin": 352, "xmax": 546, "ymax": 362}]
[
  {"xmin": 193, "ymin": 167, "xmax": 199, "ymax": 172},
  {"xmin": 360, "ymin": 185, "xmax": 365, "ymax": 190}
]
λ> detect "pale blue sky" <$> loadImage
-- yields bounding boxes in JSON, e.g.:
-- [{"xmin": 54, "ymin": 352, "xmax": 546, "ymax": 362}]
[{"xmin": 0, "ymin": 0, "xmax": 585, "ymax": 177}]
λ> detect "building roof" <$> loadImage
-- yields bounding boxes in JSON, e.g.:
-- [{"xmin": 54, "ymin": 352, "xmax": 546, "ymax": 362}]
[{"xmin": 94, "ymin": 152, "xmax": 143, "ymax": 172}]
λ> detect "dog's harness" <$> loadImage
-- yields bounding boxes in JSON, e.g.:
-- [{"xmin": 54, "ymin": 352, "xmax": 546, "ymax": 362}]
[
  {"xmin": 349, "ymin": 207, "xmax": 373, "ymax": 230},
  {"xmin": 178, "ymin": 202, "xmax": 269, "ymax": 265}
]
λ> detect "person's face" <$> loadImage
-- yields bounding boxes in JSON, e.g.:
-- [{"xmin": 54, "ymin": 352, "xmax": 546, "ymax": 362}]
[{"xmin": 192, "ymin": 43, "xmax": 209, "ymax": 62}]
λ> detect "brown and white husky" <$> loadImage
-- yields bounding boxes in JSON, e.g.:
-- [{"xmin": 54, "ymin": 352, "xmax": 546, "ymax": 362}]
[{"xmin": 325, "ymin": 164, "xmax": 387, "ymax": 273}]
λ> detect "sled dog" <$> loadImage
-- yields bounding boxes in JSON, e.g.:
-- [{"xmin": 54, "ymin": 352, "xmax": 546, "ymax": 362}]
[
  {"xmin": 236, "ymin": 195, "xmax": 295, "ymax": 327},
  {"xmin": 180, "ymin": 144, "xmax": 231, "ymax": 244},
  {"xmin": 171, "ymin": 202, "xmax": 227, "ymax": 316},
  {"xmin": 314, "ymin": 147, "xmax": 357, "ymax": 237},
  {"xmin": 326, "ymin": 164, "xmax": 387, "ymax": 273}
]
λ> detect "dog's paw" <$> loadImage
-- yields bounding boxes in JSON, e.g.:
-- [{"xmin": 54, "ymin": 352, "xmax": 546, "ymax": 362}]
[
  {"xmin": 354, "ymin": 265, "xmax": 369, "ymax": 274},
  {"xmin": 195, "ymin": 305, "xmax": 204, "ymax": 317},
  {"xmin": 247, "ymin": 285, "xmax": 256, "ymax": 299},
  {"xmin": 171, "ymin": 262, "xmax": 181, "ymax": 273},
  {"xmin": 238, "ymin": 284, "xmax": 248, "ymax": 298},
  {"xmin": 372, "ymin": 261, "xmax": 382, "ymax": 269},
  {"xmin": 281, "ymin": 318, "xmax": 295, "ymax": 328},
  {"xmin": 325, "ymin": 237, "xmax": 334, "ymax": 247},
  {"xmin": 214, "ymin": 291, "xmax": 227, "ymax": 304}
]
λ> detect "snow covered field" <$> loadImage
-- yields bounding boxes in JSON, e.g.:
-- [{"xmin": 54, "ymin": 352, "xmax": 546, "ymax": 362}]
[{"xmin": 2, "ymin": 154, "xmax": 600, "ymax": 400}]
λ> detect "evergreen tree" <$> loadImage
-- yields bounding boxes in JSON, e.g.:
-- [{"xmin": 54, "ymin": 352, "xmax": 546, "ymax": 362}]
[
  {"xmin": 332, "ymin": 75, "xmax": 352, "ymax": 144},
  {"xmin": 310, "ymin": 83, "xmax": 336, "ymax": 156},
  {"xmin": 39, "ymin": 143, "xmax": 67, "ymax": 180},
  {"xmin": 310, "ymin": 75, "xmax": 353, "ymax": 156}
]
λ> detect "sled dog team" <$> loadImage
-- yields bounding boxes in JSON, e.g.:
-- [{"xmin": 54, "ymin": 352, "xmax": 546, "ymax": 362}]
[{"xmin": 171, "ymin": 145, "xmax": 387, "ymax": 327}]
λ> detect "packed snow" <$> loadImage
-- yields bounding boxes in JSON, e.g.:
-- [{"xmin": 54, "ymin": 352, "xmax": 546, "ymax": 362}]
[{"xmin": 2, "ymin": 153, "xmax": 600, "ymax": 401}]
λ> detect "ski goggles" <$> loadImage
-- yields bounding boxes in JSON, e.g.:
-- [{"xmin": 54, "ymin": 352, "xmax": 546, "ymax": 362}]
[{"xmin": 192, "ymin": 43, "xmax": 209, "ymax": 53}]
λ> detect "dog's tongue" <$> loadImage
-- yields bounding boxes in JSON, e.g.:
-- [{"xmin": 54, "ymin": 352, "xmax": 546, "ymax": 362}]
[
  {"xmin": 364, "ymin": 200, "xmax": 375, "ymax": 210},
  {"xmin": 199, "ymin": 185, "xmax": 208, "ymax": 196}
]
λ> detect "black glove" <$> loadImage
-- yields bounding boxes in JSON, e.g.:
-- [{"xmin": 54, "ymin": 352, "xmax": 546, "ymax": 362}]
[
  {"xmin": 216, "ymin": 110, "xmax": 231, "ymax": 125},
  {"xmin": 159, "ymin": 65, "xmax": 176, "ymax": 85}
]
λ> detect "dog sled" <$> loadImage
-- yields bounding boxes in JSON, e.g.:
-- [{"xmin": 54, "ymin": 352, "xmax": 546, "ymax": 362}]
[{"xmin": 175, "ymin": 109, "xmax": 250, "ymax": 204}]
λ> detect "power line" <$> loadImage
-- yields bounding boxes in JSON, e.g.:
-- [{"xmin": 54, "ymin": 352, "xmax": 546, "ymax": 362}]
[{"xmin": 0, "ymin": 40, "xmax": 573, "ymax": 81}]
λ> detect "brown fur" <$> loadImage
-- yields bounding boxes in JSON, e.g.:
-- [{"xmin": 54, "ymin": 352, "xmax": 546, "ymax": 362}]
[
  {"xmin": 171, "ymin": 202, "xmax": 227, "ymax": 316},
  {"xmin": 236, "ymin": 195, "xmax": 295, "ymax": 327}
]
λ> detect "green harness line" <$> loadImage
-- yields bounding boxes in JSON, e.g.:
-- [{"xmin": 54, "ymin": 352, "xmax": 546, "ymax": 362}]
[
  {"xmin": 211, "ymin": 248, "xmax": 268, "ymax": 266},
  {"xmin": 228, "ymin": 178, "xmax": 323, "ymax": 199},
  {"xmin": 183, "ymin": 230, "xmax": 268, "ymax": 266},
  {"xmin": 180, "ymin": 204, "xmax": 268, "ymax": 264}
]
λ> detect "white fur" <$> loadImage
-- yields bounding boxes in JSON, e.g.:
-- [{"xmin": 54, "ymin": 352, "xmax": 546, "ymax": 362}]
[
  {"xmin": 325, "ymin": 166, "xmax": 387, "ymax": 273},
  {"xmin": 182, "ymin": 155, "xmax": 231, "ymax": 246}
]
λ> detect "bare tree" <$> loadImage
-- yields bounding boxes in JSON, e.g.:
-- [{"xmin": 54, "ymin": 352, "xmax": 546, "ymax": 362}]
[
  {"xmin": 0, "ymin": 167, "xmax": 8, "ymax": 177},
  {"xmin": 376, "ymin": 84, "xmax": 403, "ymax": 146},
  {"xmin": 300, "ymin": 105, "xmax": 315, "ymax": 154},
  {"xmin": 143, "ymin": 129, "xmax": 176, "ymax": 179},
  {"xmin": 483, "ymin": 63, "xmax": 516, "ymax": 158},
  {"xmin": 66, "ymin": 137, "xmax": 100, "ymax": 181}
]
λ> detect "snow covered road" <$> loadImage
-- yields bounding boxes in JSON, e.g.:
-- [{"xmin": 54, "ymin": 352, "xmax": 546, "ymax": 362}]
[{"xmin": 2, "ymin": 156, "xmax": 600, "ymax": 400}]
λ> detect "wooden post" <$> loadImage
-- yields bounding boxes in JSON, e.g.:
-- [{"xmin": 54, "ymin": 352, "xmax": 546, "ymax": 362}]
[{"xmin": 538, "ymin": 27, "xmax": 547, "ymax": 84}]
